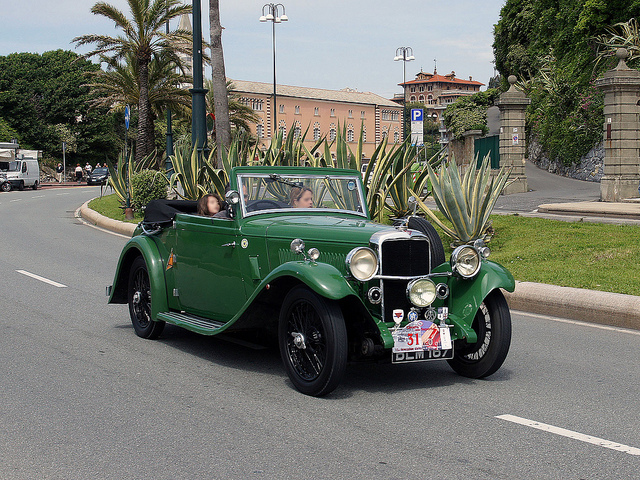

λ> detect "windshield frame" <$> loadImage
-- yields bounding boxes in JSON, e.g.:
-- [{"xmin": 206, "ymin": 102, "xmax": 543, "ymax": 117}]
[{"xmin": 237, "ymin": 173, "xmax": 368, "ymax": 219}]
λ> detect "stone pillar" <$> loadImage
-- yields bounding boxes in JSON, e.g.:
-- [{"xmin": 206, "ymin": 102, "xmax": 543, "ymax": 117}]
[
  {"xmin": 498, "ymin": 75, "xmax": 530, "ymax": 194},
  {"xmin": 595, "ymin": 48, "xmax": 640, "ymax": 202}
]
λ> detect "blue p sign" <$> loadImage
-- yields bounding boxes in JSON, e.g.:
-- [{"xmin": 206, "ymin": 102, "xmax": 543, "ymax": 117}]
[{"xmin": 411, "ymin": 108, "xmax": 423, "ymax": 122}]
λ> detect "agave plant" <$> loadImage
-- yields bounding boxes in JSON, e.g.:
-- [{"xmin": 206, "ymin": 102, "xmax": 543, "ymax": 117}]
[
  {"xmin": 410, "ymin": 154, "xmax": 512, "ymax": 245},
  {"xmin": 106, "ymin": 150, "xmax": 158, "ymax": 205},
  {"xmin": 168, "ymin": 143, "xmax": 209, "ymax": 200}
]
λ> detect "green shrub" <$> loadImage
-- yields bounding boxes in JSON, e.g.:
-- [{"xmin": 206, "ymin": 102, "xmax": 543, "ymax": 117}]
[{"xmin": 130, "ymin": 169, "xmax": 167, "ymax": 211}]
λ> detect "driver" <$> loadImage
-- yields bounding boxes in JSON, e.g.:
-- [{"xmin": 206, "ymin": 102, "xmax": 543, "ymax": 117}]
[{"xmin": 290, "ymin": 186, "xmax": 314, "ymax": 208}]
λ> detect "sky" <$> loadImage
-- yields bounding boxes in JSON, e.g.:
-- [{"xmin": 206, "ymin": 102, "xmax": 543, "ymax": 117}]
[{"xmin": 1, "ymin": 0, "xmax": 507, "ymax": 99}]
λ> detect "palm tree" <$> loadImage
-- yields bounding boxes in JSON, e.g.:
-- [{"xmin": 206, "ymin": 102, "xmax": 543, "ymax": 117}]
[
  {"xmin": 205, "ymin": 80, "xmax": 260, "ymax": 136},
  {"xmin": 74, "ymin": 0, "xmax": 192, "ymax": 162},
  {"xmin": 209, "ymin": 0, "xmax": 231, "ymax": 167},
  {"xmin": 87, "ymin": 52, "xmax": 192, "ymax": 120}
]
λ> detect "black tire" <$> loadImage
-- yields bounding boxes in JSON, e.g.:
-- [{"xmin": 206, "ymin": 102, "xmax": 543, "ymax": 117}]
[
  {"xmin": 18, "ymin": 181, "xmax": 24, "ymax": 191},
  {"xmin": 394, "ymin": 216, "xmax": 446, "ymax": 267},
  {"xmin": 127, "ymin": 256, "xmax": 165, "ymax": 339},
  {"xmin": 447, "ymin": 289, "xmax": 511, "ymax": 378},
  {"xmin": 1, "ymin": 182, "xmax": 10, "ymax": 193},
  {"xmin": 31, "ymin": 181, "xmax": 38, "ymax": 190},
  {"xmin": 278, "ymin": 286, "xmax": 348, "ymax": 396}
]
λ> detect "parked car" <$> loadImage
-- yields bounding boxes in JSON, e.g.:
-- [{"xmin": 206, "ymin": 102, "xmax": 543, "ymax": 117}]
[
  {"xmin": 107, "ymin": 166, "xmax": 515, "ymax": 396},
  {"xmin": 87, "ymin": 167, "xmax": 110, "ymax": 185},
  {"xmin": 0, "ymin": 158, "xmax": 39, "ymax": 190}
]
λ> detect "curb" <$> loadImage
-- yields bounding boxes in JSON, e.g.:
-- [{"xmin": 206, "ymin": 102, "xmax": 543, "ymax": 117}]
[
  {"xmin": 78, "ymin": 201, "xmax": 640, "ymax": 331},
  {"xmin": 79, "ymin": 199, "xmax": 136, "ymax": 237},
  {"xmin": 504, "ymin": 281, "xmax": 640, "ymax": 331}
]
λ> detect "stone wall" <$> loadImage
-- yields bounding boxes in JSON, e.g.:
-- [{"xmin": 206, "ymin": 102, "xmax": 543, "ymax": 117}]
[{"xmin": 528, "ymin": 140, "xmax": 604, "ymax": 182}]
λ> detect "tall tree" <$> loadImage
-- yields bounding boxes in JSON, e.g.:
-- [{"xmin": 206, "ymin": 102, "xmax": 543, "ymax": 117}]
[
  {"xmin": 209, "ymin": 0, "xmax": 231, "ymax": 167},
  {"xmin": 74, "ymin": 0, "xmax": 192, "ymax": 162},
  {"xmin": 205, "ymin": 80, "xmax": 260, "ymax": 135},
  {"xmin": 0, "ymin": 50, "xmax": 119, "ymax": 163}
]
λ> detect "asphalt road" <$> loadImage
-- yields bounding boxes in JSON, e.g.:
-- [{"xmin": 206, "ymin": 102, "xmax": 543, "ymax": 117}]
[{"xmin": 1, "ymin": 187, "xmax": 639, "ymax": 480}]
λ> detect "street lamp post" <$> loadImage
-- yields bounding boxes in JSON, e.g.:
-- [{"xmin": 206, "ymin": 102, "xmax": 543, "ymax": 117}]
[
  {"xmin": 394, "ymin": 46, "xmax": 415, "ymax": 143},
  {"xmin": 165, "ymin": 5, "xmax": 174, "ymax": 174},
  {"xmin": 260, "ymin": 3, "xmax": 288, "ymax": 137},
  {"xmin": 191, "ymin": 0, "xmax": 209, "ymax": 161}
]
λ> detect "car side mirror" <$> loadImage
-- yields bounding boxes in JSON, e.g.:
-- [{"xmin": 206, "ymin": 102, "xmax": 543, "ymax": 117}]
[{"xmin": 225, "ymin": 190, "xmax": 241, "ymax": 205}]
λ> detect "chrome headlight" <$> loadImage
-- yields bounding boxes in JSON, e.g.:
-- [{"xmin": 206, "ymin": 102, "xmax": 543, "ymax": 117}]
[
  {"xmin": 451, "ymin": 245, "xmax": 481, "ymax": 278},
  {"xmin": 346, "ymin": 247, "xmax": 378, "ymax": 281},
  {"xmin": 407, "ymin": 278, "xmax": 437, "ymax": 307}
]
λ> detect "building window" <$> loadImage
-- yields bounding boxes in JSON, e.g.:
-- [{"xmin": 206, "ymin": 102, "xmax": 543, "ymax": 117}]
[
  {"xmin": 362, "ymin": 128, "xmax": 366, "ymax": 143},
  {"xmin": 256, "ymin": 124, "xmax": 264, "ymax": 138},
  {"xmin": 347, "ymin": 129, "xmax": 354, "ymax": 142},
  {"xmin": 313, "ymin": 126, "xmax": 321, "ymax": 141},
  {"xmin": 427, "ymin": 85, "xmax": 433, "ymax": 91},
  {"xmin": 381, "ymin": 111, "xmax": 389, "ymax": 121},
  {"xmin": 330, "ymin": 108, "xmax": 335, "ymax": 117},
  {"xmin": 381, "ymin": 131, "xmax": 388, "ymax": 140},
  {"xmin": 295, "ymin": 105, "xmax": 300, "ymax": 114},
  {"xmin": 329, "ymin": 127, "xmax": 336, "ymax": 141},
  {"xmin": 418, "ymin": 95, "xmax": 424, "ymax": 102},
  {"xmin": 410, "ymin": 86, "xmax": 416, "ymax": 93},
  {"xmin": 361, "ymin": 111, "xmax": 365, "ymax": 119},
  {"xmin": 314, "ymin": 107, "xmax": 319, "ymax": 116},
  {"xmin": 279, "ymin": 104, "xmax": 285, "ymax": 114},
  {"xmin": 279, "ymin": 121, "xmax": 286, "ymax": 138},
  {"xmin": 419, "ymin": 86, "xmax": 424, "ymax": 92},
  {"xmin": 348, "ymin": 110, "xmax": 353, "ymax": 118},
  {"xmin": 410, "ymin": 95, "xmax": 416, "ymax": 102},
  {"xmin": 293, "ymin": 124, "xmax": 301, "ymax": 138},
  {"xmin": 394, "ymin": 131, "xmax": 400, "ymax": 143}
]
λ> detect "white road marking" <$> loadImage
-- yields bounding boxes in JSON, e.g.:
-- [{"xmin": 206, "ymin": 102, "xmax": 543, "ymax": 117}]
[
  {"xmin": 496, "ymin": 414, "xmax": 640, "ymax": 456},
  {"xmin": 10, "ymin": 199, "xmax": 21, "ymax": 202},
  {"xmin": 514, "ymin": 310, "xmax": 640, "ymax": 336},
  {"xmin": 56, "ymin": 192, "xmax": 70, "ymax": 196},
  {"xmin": 32, "ymin": 195, "xmax": 45, "ymax": 198},
  {"xmin": 16, "ymin": 270, "xmax": 67, "ymax": 288}
]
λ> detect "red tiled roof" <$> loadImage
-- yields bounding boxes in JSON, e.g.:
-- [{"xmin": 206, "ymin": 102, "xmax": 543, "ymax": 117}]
[{"xmin": 399, "ymin": 74, "xmax": 484, "ymax": 87}]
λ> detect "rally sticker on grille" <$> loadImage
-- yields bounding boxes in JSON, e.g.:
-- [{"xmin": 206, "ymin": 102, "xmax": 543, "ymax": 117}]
[{"xmin": 391, "ymin": 320, "xmax": 451, "ymax": 353}]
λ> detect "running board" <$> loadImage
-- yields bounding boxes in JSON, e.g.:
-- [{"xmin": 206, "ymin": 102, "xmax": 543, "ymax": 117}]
[{"xmin": 157, "ymin": 311, "xmax": 225, "ymax": 336}]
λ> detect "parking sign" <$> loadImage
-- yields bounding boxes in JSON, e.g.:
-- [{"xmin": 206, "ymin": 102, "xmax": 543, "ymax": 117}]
[{"xmin": 411, "ymin": 109, "xmax": 423, "ymax": 122}]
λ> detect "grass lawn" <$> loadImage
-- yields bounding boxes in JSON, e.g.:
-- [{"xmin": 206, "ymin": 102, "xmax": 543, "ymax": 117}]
[
  {"xmin": 88, "ymin": 194, "xmax": 639, "ymax": 295},
  {"xmin": 88, "ymin": 194, "xmax": 143, "ymax": 223},
  {"xmin": 435, "ymin": 214, "xmax": 640, "ymax": 296}
]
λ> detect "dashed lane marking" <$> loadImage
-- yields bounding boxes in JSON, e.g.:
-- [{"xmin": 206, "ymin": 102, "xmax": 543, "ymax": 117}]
[
  {"xmin": 15, "ymin": 270, "xmax": 67, "ymax": 288},
  {"xmin": 10, "ymin": 199, "xmax": 21, "ymax": 202},
  {"xmin": 496, "ymin": 414, "xmax": 640, "ymax": 456},
  {"xmin": 32, "ymin": 195, "xmax": 45, "ymax": 198}
]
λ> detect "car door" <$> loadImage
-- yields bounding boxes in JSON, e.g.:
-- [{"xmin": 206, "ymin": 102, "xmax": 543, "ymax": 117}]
[{"xmin": 173, "ymin": 214, "xmax": 247, "ymax": 322}]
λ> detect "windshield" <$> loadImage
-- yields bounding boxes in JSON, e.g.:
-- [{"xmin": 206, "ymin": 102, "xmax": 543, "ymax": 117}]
[
  {"xmin": 238, "ymin": 173, "xmax": 366, "ymax": 217},
  {"xmin": 93, "ymin": 168, "xmax": 109, "ymax": 175},
  {"xmin": 0, "ymin": 161, "xmax": 20, "ymax": 172}
]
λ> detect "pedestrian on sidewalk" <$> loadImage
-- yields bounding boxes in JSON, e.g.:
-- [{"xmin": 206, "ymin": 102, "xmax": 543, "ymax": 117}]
[
  {"xmin": 75, "ymin": 164, "xmax": 83, "ymax": 183},
  {"xmin": 95, "ymin": 162, "xmax": 101, "ymax": 169},
  {"xmin": 84, "ymin": 162, "xmax": 92, "ymax": 178},
  {"xmin": 56, "ymin": 163, "xmax": 64, "ymax": 183}
]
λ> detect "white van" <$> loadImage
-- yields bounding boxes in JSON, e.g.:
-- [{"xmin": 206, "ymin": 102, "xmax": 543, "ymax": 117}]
[{"xmin": 0, "ymin": 156, "xmax": 40, "ymax": 191}]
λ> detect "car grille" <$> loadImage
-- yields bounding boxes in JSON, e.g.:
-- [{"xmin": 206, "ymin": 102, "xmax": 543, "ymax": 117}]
[{"xmin": 379, "ymin": 237, "xmax": 431, "ymax": 322}]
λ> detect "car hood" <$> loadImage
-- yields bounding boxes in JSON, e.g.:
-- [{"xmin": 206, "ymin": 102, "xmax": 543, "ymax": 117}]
[{"xmin": 242, "ymin": 214, "xmax": 394, "ymax": 246}]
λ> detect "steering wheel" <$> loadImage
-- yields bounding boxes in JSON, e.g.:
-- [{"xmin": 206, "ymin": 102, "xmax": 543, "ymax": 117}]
[{"xmin": 245, "ymin": 199, "xmax": 284, "ymax": 212}]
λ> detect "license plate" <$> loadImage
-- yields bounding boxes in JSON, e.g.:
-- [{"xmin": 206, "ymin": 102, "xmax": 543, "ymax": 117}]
[
  {"xmin": 391, "ymin": 319, "xmax": 454, "ymax": 364},
  {"xmin": 392, "ymin": 347, "xmax": 454, "ymax": 364}
]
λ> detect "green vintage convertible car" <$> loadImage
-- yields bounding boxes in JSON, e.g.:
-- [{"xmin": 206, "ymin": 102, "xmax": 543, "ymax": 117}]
[{"xmin": 108, "ymin": 166, "xmax": 515, "ymax": 396}]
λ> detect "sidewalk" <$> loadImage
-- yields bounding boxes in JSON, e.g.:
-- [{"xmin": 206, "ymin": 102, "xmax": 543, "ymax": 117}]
[{"xmin": 538, "ymin": 200, "xmax": 640, "ymax": 220}]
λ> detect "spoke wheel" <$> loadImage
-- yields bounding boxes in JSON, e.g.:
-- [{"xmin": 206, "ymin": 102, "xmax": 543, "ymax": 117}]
[
  {"xmin": 279, "ymin": 286, "xmax": 347, "ymax": 396},
  {"xmin": 447, "ymin": 289, "xmax": 511, "ymax": 378},
  {"xmin": 1, "ymin": 182, "xmax": 10, "ymax": 192},
  {"xmin": 127, "ymin": 256, "xmax": 164, "ymax": 339}
]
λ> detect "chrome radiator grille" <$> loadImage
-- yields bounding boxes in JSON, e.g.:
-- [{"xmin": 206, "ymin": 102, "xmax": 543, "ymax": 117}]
[{"xmin": 379, "ymin": 237, "xmax": 431, "ymax": 322}]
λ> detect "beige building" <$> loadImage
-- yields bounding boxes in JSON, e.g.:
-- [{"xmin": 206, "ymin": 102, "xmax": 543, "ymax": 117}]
[
  {"xmin": 395, "ymin": 69, "xmax": 484, "ymax": 145},
  {"xmin": 230, "ymin": 79, "xmax": 404, "ymax": 159}
]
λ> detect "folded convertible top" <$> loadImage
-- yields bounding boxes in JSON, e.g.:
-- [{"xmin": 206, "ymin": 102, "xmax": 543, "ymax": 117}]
[{"xmin": 143, "ymin": 199, "xmax": 198, "ymax": 225}]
